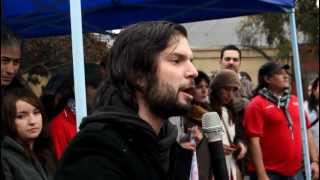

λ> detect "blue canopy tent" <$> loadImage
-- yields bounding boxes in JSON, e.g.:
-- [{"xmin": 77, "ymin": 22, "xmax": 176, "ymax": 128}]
[
  {"xmin": 3, "ymin": 0, "xmax": 294, "ymax": 38},
  {"xmin": 2, "ymin": 0, "xmax": 312, "ymax": 179}
]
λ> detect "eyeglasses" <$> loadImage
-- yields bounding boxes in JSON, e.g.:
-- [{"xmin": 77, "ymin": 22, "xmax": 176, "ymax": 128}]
[{"xmin": 223, "ymin": 57, "xmax": 240, "ymax": 62}]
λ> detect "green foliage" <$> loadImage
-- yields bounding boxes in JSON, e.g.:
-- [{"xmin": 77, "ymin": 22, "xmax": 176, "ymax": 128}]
[{"xmin": 296, "ymin": 0, "xmax": 319, "ymax": 44}]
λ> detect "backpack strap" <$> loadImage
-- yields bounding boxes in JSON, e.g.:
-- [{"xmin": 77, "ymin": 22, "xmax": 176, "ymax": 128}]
[{"xmin": 310, "ymin": 118, "xmax": 319, "ymax": 127}]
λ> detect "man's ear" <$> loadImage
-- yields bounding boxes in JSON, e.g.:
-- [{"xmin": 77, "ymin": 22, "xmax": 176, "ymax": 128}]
[
  {"xmin": 263, "ymin": 75, "xmax": 271, "ymax": 84},
  {"xmin": 136, "ymin": 77, "xmax": 146, "ymax": 91}
]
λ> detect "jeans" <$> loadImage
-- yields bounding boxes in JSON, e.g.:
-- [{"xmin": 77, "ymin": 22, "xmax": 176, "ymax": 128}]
[{"xmin": 249, "ymin": 170, "xmax": 305, "ymax": 180}]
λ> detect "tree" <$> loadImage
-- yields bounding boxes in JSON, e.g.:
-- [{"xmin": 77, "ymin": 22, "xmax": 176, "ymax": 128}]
[
  {"xmin": 237, "ymin": 0, "xmax": 319, "ymax": 95},
  {"xmin": 237, "ymin": 0, "xmax": 319, "ymax": 60},
  {"xmin": 22, "ymin": 33, "xmax": 109, "ymax": 75}
]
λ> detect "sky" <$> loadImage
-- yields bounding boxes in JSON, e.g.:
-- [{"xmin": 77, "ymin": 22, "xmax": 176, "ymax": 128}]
[{"xmin": 182, "ymin": 17, "xmax": 244, "ymax": 48}]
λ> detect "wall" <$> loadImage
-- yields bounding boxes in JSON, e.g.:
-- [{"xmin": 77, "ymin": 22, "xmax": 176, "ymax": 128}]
[{"xmin": 192, "ymin": 47, "xmax": 287, "ymax": 87}]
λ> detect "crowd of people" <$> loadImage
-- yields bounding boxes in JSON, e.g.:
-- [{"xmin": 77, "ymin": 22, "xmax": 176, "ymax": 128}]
[{"xmin": 1, "ymin": 21, "xmax": 319, "ymax": 180}]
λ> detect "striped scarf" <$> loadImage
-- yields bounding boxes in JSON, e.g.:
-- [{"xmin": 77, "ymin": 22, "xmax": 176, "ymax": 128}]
[{"xmin": 259, "ymin": 87, "xmax": 295, "ymax": 139}]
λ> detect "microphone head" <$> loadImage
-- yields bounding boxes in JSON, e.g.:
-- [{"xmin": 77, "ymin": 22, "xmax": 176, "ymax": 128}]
[{"xmin": 202, "ymin": 112, "xmax": 224, "ymax": 142}]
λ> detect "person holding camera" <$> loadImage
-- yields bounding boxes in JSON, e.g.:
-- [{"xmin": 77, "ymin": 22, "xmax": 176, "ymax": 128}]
[{"xmin": 209, "ymin": 69, "xmax": 248, "ymax": 180}]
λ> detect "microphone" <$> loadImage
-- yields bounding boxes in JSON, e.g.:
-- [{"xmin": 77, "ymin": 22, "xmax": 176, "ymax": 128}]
[{"xmin": 202, "ymin": 112, "xmax": 229, "ymax": 180}]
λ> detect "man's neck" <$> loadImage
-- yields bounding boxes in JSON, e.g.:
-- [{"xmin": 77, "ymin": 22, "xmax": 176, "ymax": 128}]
[
  {"xmin": 136, "ymin": 92, "xmax": 163, "ymax": 135},
  {"xmin": 268, "ymin": 87, "xmax": 284, "ymax": 97}
]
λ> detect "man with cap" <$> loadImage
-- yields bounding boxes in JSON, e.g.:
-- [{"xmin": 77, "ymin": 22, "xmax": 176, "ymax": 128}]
[{"xmin": 243, "ymin": 61, "xmax": 319, "ymax": 179}]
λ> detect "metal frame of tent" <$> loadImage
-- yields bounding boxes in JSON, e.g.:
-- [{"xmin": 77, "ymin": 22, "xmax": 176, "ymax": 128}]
[{"xmin": 2, "ymin": 0, "xmax": 313, "ymax": 179}]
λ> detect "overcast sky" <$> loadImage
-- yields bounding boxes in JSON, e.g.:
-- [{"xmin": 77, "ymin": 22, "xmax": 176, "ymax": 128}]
[{"xmin": 182, "ymin": 17, "xmax": 244, "ymax": 48}]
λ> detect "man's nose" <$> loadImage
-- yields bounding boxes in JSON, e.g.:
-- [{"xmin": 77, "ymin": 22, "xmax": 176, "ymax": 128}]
[
  {"xmin": 5, "ymin": 62, "xmax": 16, "ymax": 74},
  {"xmin": 227, "ymin": 89, "xmax": 234, "ymax": 96},
  {"xmin": 186, "ymin": 61, "xmax": 198, "ymax": 78},
  {"xmin": 228, "ymin": 60, "xmax": 235, "ymax": 64}
]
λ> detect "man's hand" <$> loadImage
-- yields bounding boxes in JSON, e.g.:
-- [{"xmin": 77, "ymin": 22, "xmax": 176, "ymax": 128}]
[
  {"xmin": 257, "ymin": 174, "xmax": 270, "ymax": 180},
  {"xmin": 223, "ymin": 144, "xmax": 237, "ymax": 155},
  {"xmin": 180, "ymin": 141, "xmax": 196, "ymax": 151},
  {"xmin": 236, "ymin": 142, "xmax": 247, "ymax": 160},
  {"xmin": 179, "ymin": 126, "xmax": 203, "ymax": 151},
  {"xmin": 188, "ymin": 126, "xmax": 203, "ymax": 145}
]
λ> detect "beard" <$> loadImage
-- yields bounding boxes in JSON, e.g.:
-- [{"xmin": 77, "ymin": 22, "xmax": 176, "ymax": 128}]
[{"xmin": 145, "ymin": 76, "xmax": 192, "ymax": 119}]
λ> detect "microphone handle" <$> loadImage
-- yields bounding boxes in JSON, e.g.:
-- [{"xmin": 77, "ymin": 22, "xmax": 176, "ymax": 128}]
[{"xmin": 208, "ymin": 141, "xmax": 229, "ymax": 180}]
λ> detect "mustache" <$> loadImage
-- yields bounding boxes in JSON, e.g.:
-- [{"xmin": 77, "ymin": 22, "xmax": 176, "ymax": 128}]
[
  {"xmin": 178, "ymin": 83, "xmax": 195, "ymax": 95},
  {"xmin": 226, "ymin": 65, "xmax": 236, "ymax": 69},
  {"xmin": 179, "ymin": 81, "xmax": 195, "ymax": 90}
]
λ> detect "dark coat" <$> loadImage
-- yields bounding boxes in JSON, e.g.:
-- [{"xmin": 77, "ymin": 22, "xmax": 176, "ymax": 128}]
[
  {"xmin": 54, "ymin": 87, "xmax": 179, "ymax": 180},
  {"xmin": 1, "ymin": 136, "xmax": 48, "ymax": 180}
]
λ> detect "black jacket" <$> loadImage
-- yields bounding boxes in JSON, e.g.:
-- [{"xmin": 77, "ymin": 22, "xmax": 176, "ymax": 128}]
[{"xmin": 54, "ymin": 87, "xmax": 179, "ymax": 180}]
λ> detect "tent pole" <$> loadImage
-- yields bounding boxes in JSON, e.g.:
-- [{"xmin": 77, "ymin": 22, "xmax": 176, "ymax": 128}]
[
  {"xmin": 69, "ymin": 0, "xmax": 87, "ymax": 129},
  {"xmin": 289, "ymin": 9, "xmax": 311, "ymax": 180}
]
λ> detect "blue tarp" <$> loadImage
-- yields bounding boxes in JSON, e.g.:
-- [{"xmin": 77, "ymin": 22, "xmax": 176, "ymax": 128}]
[{"xmin": 3, "ymin": 0, "xmax": 295, "ymax": 38}]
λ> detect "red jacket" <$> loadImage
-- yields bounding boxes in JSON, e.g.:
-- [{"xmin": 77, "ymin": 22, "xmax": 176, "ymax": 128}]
[
  {"xmin": 49, "ymin": 106, "xmax": 76, "ymax": 159},
  {"xmin": 243, "ymin": 95, "xmax": 310, "ymax": 176}
]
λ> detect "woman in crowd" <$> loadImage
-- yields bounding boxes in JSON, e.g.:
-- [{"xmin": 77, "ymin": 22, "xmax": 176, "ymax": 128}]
[
  {"xmin": 304, "ymin": 77, "xmax": 319, "ymax": 151},
  {"xmin": 170, "ymin": 70, "xmax": 212, "ymax": 180},
  {"xmin": 1, "ymin": 87, "xmax": 56, "ymax": 180},
  {"xmin": 183, "ymin": 70, "xmax": 211, "ymax": 135},
  {"xmin": 209, "ymin": 69, "xmax": 247, "ymax": 180},
  {"xmin": 184, "ymin": 70, "xmax": 212, "ymax": 180},
  {"xmin": 42, "ymin": 73, "xmax": 77, "ymax": 160}
]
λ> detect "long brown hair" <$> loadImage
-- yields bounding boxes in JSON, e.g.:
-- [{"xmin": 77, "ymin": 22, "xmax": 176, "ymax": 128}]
[
  {"xmin": 209, "ymin": 87, "xmax": 236, "ymax": 125},
  {"xmin": 1, "ymin": 87, "xmax": 56, "ymax": 172}
]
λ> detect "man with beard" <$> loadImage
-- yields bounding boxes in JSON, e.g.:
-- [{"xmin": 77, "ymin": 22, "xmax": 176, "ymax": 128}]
[{"xmin": 54, "ymin": 21, "xmax": 198, "ymax": 180}]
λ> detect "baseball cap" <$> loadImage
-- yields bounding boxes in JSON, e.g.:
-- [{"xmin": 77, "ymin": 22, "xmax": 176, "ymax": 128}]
[{"xmin": 258, "ymin": 61, "xmax": 290, "ymax": 78}]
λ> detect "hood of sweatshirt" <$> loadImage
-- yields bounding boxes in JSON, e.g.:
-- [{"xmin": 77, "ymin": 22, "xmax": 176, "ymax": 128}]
[{"xmin": 79, "ymin": 85, "xmax": 178, "ymax": 172}]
